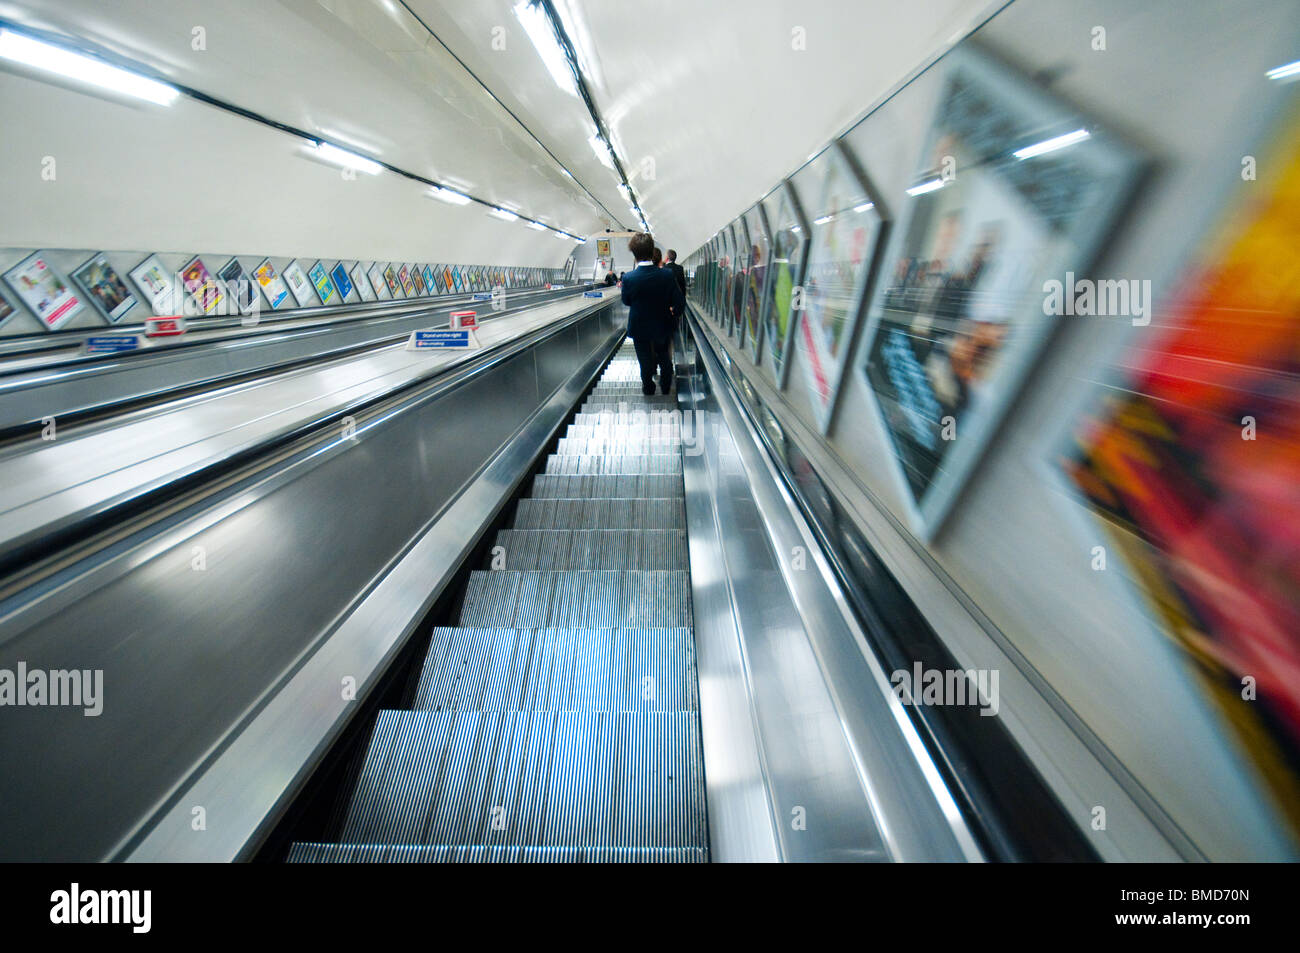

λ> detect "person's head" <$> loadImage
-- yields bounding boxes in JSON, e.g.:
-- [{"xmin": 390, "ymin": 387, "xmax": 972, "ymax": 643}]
[
  {"xmin": 652, "ymin": 247, "xmax": 663, "ymax": 267},
  {"xmin": 628, "ymin": 232, "xmax": 654, "ymax": 261},
  {"xmin": 665, "ymin": 249, "xmax": 677, "ymax": 263}
]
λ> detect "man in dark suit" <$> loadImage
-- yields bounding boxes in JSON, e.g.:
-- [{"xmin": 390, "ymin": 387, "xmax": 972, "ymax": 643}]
[
  {"xmin": 664, "ymin": 249, "xmax": 687, "ymax": 298},
  {"xmin": 621, "ymin": 232, "xmax": 685, "ymax": 395}
]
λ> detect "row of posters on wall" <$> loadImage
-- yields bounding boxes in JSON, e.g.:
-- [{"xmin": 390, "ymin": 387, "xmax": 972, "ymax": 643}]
[
  {"xmin": 690, "ymin": 39, "xmax": 1300, "ymax": 837},
  {"xmin": 0, "ymin": 252, "xmax": 554, "ymax": 332}
]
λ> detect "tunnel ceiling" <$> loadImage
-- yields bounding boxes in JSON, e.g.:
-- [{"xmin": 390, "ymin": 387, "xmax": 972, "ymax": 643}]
[{"xmin": 0, "ymin": 0, "xmax": 995, "ymax": 253}]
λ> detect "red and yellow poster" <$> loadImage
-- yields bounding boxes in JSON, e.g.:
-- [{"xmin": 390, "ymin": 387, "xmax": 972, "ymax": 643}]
[{"xmin": 1065, "ymin": 104, "xmax": 1300, "ymax": 829}]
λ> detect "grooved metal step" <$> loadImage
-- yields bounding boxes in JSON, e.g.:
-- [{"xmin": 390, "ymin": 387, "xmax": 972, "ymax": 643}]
[
  {"xmin": 513, "ymin": 498, "xmax": 686, "ymax": 530},
  {"xmin": 287, "ymin": 843, "xmax": 708, "ymax": 863},
  {"xmin": 529, "ymin": 474, "xmax": 684, "ymax": 500},
  {"xmin": 488, "ymin": 529, "xmax": 688, "ymax": 570},
  {"xmin": 545, "ymin": 453, "xmax": 682, "ymax": 475},
  {"xmin": 459, "ymin": 570, "xmax": 692, "ymax": 628}
]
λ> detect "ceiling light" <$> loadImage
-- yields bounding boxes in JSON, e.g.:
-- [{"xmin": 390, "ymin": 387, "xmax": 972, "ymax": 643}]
[
  {"xmin": 489, "ymin": 207, "xmax": 519, "ymax": 222},
  {"xmin": 428, "ymin": 186, "xmax": 471, "ymax": 205},
  {"xmin": 526, "ymin": 220, "xmax": 547, "ymax": 230},
  {"xmin": 813, "ymin": 214, "xmax": 834, "ymax": 225},
  {"xmin": 1013, "ymin": 128, "xmax": 1090, "ymax": 160},
  {"xmin": 1266, "ymin": 59, "xmax": 1300, "ymax": 81},
  {"xmin": 906, "ymin": 178, "xmax": 945, "ymax": 197},
  {"xmin": 312, "ymin": 141, "xmax": 382, "ymax": 175},
  {"xmin": 854, "ymin": 202, "xmax": 874, "ymax": 212},
  {"xmin": 616, "ymin": 183, "xmax": 631, "ymax": 201},
  {"xmin": 589, "ymin": 133, "xmax": 615, "ymax": 169},
  {"xmin": 0, "ymin": 28, "xmax": 179, "ymax": 105},
  {"xmin": 514, "ymin": 0, "xmax": 578, "ymax": 97}
]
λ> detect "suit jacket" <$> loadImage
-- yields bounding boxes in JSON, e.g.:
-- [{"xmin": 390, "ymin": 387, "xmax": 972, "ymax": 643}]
[
  {"xmin": 665, "ymin": 261, "xmax": 687, "ymax": 297},
  {"xmin": 621, "ymin": 263, "xmax": 685, "ymax": 341}
]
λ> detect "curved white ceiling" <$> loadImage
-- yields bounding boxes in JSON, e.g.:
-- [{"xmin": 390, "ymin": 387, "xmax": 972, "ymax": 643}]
[{"xmin": 0, "ymin": 0, "xmax": 997, "ymax": 252}]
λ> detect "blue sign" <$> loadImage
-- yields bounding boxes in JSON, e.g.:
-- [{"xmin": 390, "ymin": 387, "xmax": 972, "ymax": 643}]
[
  {"xmin": 412, "ymin": 329, "xmax": 471, "ymax": 348},
  {"xmin": 84, "ymin": 334, "xmax": 141, "ymax": 353},
  {"xmin": 472, "ymin": 292, "xmax": 493, "ymax": 300},
  {"xmin": 583, "ymin": 291, "xmax": 604, "ymax": 298},
  {"xmin": 330, "ymin": 263, "xmax": 354, "ymax": 300}
]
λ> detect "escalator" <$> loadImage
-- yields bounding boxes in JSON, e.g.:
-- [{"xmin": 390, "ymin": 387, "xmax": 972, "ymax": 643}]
[{"xmin": 287, "ymin": 341, "xmax": 709, "ymax": 862}]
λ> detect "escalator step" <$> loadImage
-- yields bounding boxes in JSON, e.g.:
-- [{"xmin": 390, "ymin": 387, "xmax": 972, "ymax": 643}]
[
  {"xmin": 513, "ymin": 497, "xmax": 685, "ymax": 530},
  {"xmin": 332, "ymin": 710, "xmax": 706, "ymax": 849},
  {"xmin": 412, "ymin": 626, "xmax": 697, "ymax": 712},
  {"xmin": 489, "ymin": 528, "xmax": 688, "ymax": 570},
  {"xmin": 545, "ymin": 453, "xmax": 682, "ymax": 475},
  {"xmin": 459, "ymin": 570, "xmax": 692, "ymax": 628},
  {"xmin": 556, "ymin": 437, "xmax": 682, "ymax": 455},
  {"xmin": 286, "ymin": 843, "xmax": 708, "ymax": 863},
  {"xmin": 529, "ymin": 474, "xmax": 683, "ymax": 500}
]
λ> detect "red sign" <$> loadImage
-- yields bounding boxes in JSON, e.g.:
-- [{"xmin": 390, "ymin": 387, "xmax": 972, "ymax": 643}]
[
  {"xmin": 450, "ymin": 310, "xmax": 478, "ymax": 330},
  {"xmin": 145, "ymin": 316, "xmax": 186, "ymax": 337}
]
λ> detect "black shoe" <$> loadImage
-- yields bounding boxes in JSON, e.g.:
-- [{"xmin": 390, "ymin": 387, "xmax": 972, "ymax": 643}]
[
  {"xmin": 660, "ymin": 382, "xmax": 673, "ymax": 395},
  {"xmin": 642, "ymin": 385, "xmax": 655, "ymax": 396}
]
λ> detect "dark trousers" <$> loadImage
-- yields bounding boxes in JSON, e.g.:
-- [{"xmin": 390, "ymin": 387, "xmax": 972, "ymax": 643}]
[{"xmin": 632, "ymin": 335, "xmax": 674, "ymax": 395}]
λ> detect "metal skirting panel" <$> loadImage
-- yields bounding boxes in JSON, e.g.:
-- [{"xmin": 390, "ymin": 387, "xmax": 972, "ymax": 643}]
[{"xmin": 292, "ymin": 343, "xmax": 709, "ymax": 863}]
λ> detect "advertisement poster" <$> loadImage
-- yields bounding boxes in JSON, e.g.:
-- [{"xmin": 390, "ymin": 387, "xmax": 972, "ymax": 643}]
[
  {"xmin": 0, "ymin": 292, "xmax": 14, "ymax": 328},
  {"xmin": 252, "ymin": 259, "xmax": 290, "ymax": 309},
  {"xmin": 1063, "ymin": 106, "xmax": 1300, "ymax": 833},
  {"xmin": 382, "ymin": 264, "xmax": 401, "ymax": 298},
  {"xmin": 218, "ymin": 258, "xmax": 260, "ymax": 314},
  {"xmin": 352, "ymin": 263, "xmax": 375, "ymax": 302},
  {"xmin": 411, "ymin": 264, "xmax": 426, "ymax": 295},
  {"xmin": 596, "ymin": 238, "xmax": 611, "ymax": 258},
  {"xmin": 761, "ymin": 184, "xmax": 810, "ymax": 384},
  {"xmin": 181, "ymin": 256, "xmax": 224, "ymax": 314},
  {"xmin": 331, "ymin": 262, "xmax": 354, "ymax": 301},
  {"xmin": 857, "ymin": 44, "xmax": 1139, "ymax": 537},
  {"xmin": 422, "ymin": 265, "xmax": 438, "ymax": 295},
  {"xmin": 308, "ymin": 261, "xmax": 337, "ymax": 305},
  {"xmin": 794, "ymin": 142, "xmax": 888, "ymax": 428},
  {"xmin": 397, "ymin": 264, "xmax": 415, "ymax": 297},
  {"xmin": 452, "ymin": 267, "xmax": 463, "ymax": 293},
  {"xmin": 741, "ymin": 206, "xmax": 772, "ymax": 362},
  {"xmin": 282, "ymin": 260, "xmax": 315, "ymax": 306},
  {"xmin": 368, "ymin": 263, "xmax": 390, "ymax": 299},
  {"xmin": 72, "ymin": 255, "xmax": 138, "ymax": 323},
  {"xmin": 129, "ymin": 254, "xmax": 177, "ymax": 315},
  {"xmin": 442, "ymin": 266, "xmax": 453, "ymax": 293},
  {"xmin": 5, "ymin": 253, "xmax": 85, "ymax": 330}
]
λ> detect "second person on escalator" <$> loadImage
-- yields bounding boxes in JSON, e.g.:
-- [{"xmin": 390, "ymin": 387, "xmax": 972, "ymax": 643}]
[{"xmin": 621, "ymin": 232, "xmax": 685, "ymax": 396}]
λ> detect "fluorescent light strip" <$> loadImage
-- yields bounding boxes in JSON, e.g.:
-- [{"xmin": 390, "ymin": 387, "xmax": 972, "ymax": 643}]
[
  {"xmin": 526, "ymin": 220, "xmax": 547, "ymax": 230},
  {"xmin": 428, "ymin": 186, "xmax": 471, "ymax": 205},
  {"xmin": 0, "ymin": 28, "xmax": 179, "ymax": 105},
  {"xmin": 813, "ymin": 214, "xmax": 834, "ymax": 225},
  {"xmin": 589, "ymin": 134, "xmax": 615, "ymax": 169},
  {"xmin": 513, "ymin": 0, "xmax": 578, "ymax": 97},
  {"xmin": 1013, "ymin": 128, "xmax": 1090, "ymax": 160},
  {"xmin": 1266, "ymin": 59, "xmax": 1300, "ymax": 81},
  {"xmin": 313, "ymin": 141, "xmax": 383, "ymax": 175},
  {"xmin": 906, "ymin": 178, "xmax": 945, "ymax": 197},
  {"xmin": 489, "ymin": 207, "xmax": 520, "ymax": 222},
  {"xmin": 854, "ymin": 202, "xmax": 875, "ymax": 212}
]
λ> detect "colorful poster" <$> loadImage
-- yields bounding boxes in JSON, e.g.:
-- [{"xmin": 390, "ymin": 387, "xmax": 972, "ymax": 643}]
[
  {"xmin": 331, "ymin": 262, "xmax": 354, "ymax": 301},
  {"xmin": 180, "ymin": 256, "xmax": 224, "ymax": 314},
  {"xmin": 452, "ymin": 267, "xmax": 464, "ymax": 293},
  {"xmin": 368, "ymin": 263, "xmax": 390, "ymax": 299},
  {"xmin": 0, "ymin": 291, "xmax": 14, "ymax": 327},
  {"xmin": 308, "ymin": 261, "xmax": 337, "ymax": 305},
  {"xmin": 252, "ymin": 259, "xmax": 290, "ymax": 309},
  {"xmin": 72, "ymin": 255, "xmax": 137, "ymax": 323},
  {"xmin": 596, "ymin": 238, "xmax": 611, "ymax": 258},
  {"xmin": 1063, "ymin": 105, "xmax": 1300, "ymax": 833},
  {"xmin": 129, "ymin": 254, "xmax": 177, "ymax": 314},
  {"xmin": 382, "ymin": 264, "xmax": 401, "ymax": 297},
  {"xmin": 422, "ymin": 265, "xmax": 438, "ymax": 296},
  {"xmin": 5, "ymin": 253, "xmax": 85, "ymax": 330},
  {"xmin": 411, "ymin": 264, "xmax": 426, "ymax": 295},
  {"xmin": 397, "ymin": 264, "xmax": 415, "ymax": 297},
  {"xmin": 282, "ymin": 260, "xmax": 315, "ymax": 306},
  {"xmin": 442, "ymin": 265, "xmax": 453, "ymax": 293},
  {"xmin": 352, "ymin": 263, "xmax": 375, "ymax": 302},
  {"xmin": 857, "ymin": 44, "xmax": 1139, "ymax": 537},
  {"xmin": 218, "ymin": 258, "xmax": 260, "ymax": 314},
  {"xmin": 761, "ymin": 184, "xmax": 810, "ymax": 383}
]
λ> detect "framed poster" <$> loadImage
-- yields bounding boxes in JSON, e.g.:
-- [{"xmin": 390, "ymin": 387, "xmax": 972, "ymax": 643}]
[
  {"xmin": 282, "ymin": 259, "xmax": 315, "ymax": 307},
  {"xmin": 1062, "ymin": 104, "xmax": 1300, "ymax": 831},
  {"xmin": 452, "ymin": 267, "xmax": 464, "ymax": 293},
  {"xmin": 181, "ymin": 256, "xmax": 224, "ymax": 315},
  {"xmin": 397, "ymin": 264, "xmax": 415, "ymax": 297},
  {"xmin": 72, "ymin": 254, "xmax": 138, "ymax": 323},
  {"xmin": 0, "ymin": 290, "xmax": 14, "ymax": 328},
  {"xmin": 441, "ymin": 265, "xmax": 454, "ymax": 293},
  {"xmin": 422, "ymin": 265, "xmax": 438, "ymax": 295},
  {"xmin": 368, "ymin": 262, "xmax": 390, "ymax": 299},
  {"xmin": 596, "ymin": 238, "xmax": 611, "ymax": 258},
  {"xmin": 411, "ymin": 264, "xmax": 426, "ymax": 295},
  {"xmin": 130, "ymin": 254, "xmax": 177, "ymax": 315},
  {"xmin": 252, "ymin": 259, "xmax": 291, "ymax": 309},
  {"xmin": 792, "ymin": 139, "xmax": 890, "ymax": 431},
  {"xmin": 761, "ymin": 181, "xmax": 812, "ymax": 387},
  {"xmin": 308, "ymin": 261, "xmax": 337, "ymax": 305},
  {"xmin": 352, "ymin": 262, "xmax": 376, "ymax": 302},
  {"xmin": 331, "ymin": 262, "xmax": 355, "ymax": 301},
  {"xmin": 218, "ymin": 258, "xmax": 260, "ymax": 314},
  {"xmin": 857, "ymin": 42, "xmax": 1140, "ymax": 539},
  {"xmin": 382, "ymin": 263, "xmax": 401, "ymax": 298},
  {"xmin": 5, "ymin": 253, "xmax": 85, "ymax": 330},
  {"xmin": 741, "ymin": 206, "xmax": 774, "ymax": 362}
]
